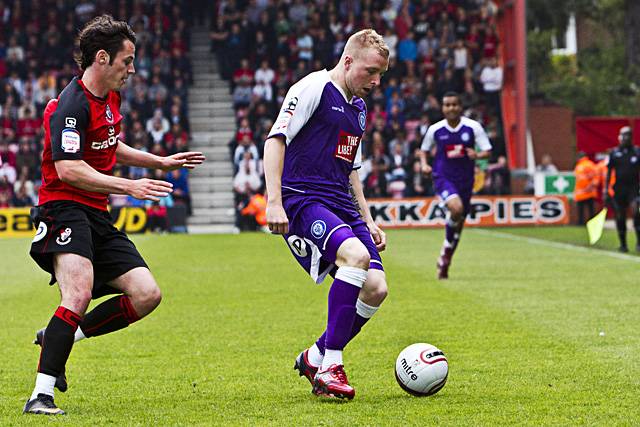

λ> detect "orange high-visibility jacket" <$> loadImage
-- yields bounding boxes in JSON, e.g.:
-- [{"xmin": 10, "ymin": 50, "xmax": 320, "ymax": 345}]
[
  {"xmin": 241, "ymin": 193, "xmax": 267, "ymax": 226},
  {"xmin": 574, "ymin": 156, "xmax": 598, "ymax": 201}
]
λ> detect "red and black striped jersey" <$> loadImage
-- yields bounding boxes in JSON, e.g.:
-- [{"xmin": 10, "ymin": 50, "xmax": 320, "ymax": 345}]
[{"xmin": 38, "ymin": 77, "xmax": 123, "ymax": 210}]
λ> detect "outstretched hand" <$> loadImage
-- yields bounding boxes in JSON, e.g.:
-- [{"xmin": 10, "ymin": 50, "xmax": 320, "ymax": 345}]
[{"xmin": 161, "ymin": 152, "xmax": 206, "ymax": 171}]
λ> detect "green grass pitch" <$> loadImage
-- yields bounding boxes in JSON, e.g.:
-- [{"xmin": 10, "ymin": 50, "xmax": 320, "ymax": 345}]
[{"xmin": 1, "ymin": 226, "xmax": 638, "ymax": 425}]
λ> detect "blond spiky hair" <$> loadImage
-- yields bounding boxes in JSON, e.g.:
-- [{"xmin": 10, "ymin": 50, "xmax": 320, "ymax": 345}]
[{"xmin": 343, "ymin": 29, "xmax": 389, "ymax": 60}]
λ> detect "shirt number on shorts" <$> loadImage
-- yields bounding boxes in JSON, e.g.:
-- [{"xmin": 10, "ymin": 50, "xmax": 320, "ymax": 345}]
[{"xmin": 287, "ymin": 235, "xmax": 308, "ymax": 258}]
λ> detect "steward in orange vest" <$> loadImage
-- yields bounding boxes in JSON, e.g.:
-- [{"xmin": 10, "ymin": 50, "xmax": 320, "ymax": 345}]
[{"xmin": 574, "ymin": 153, "xmax": 597, "ymax": 224}]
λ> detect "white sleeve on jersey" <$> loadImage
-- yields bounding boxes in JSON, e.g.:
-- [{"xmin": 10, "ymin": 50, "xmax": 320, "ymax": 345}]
[
  {"xmin": 467, "ymin": 118, "xmax": 492, "ymax": 151},
  {"xmin": 268, "ymin": 71, "xmax": 327, "ymax": 145},
  {"xmin": 420, "ymin": 124, "xmax": 437, "ymax": 151}
]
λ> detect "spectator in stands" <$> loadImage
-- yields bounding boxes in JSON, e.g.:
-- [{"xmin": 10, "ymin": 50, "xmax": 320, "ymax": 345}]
[
  {"xmin": 164, "ymin": 123, "xmax": 189, "ymax": 155},
  {"xmin": 479, "ymin": 56, "xmax": 503, "ymax": 116},
  {"xmin": 486, "ymin": 155, "xmax": 511, "ymax": 195},
  {"xmin": 296, "ymin": 29, "xmax": 314, "ymax": 64},
  {"xmin": 232, "ymin": 78, "xmax": 252, "ymax": 109},
  {"xmin": 234, "ymin": 134, "xmax": 259, "ymax": 171},
  {"xmin": 0, "ymin": 174, "xmax": 12, "ymax": 206},
  {"xmin": 536, "ymin": 154, "xmax": 558, "ymax": 174},
  {"xmin": 233, "ymin": 150, "xmax": 262, "ymax": 196},
  {"xmin": 365, "ymin": 135, "xmax": 390, "ymax": 198},
  {"xmin": 166, "ymin": 168, "xmax": 191, "ymax": 216},
  {"xmin": 406, "ymin": 158, "xmax": 432, "ymax": 197}
]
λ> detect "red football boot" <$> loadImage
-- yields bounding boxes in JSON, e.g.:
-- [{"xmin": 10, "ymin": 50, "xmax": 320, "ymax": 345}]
[
  {"xmin": 312, "ymin": 364, "xmax": 355, "ymax": 400},
  {"xmin": 437, "ymin": 247, "xmax": 453, "ymax": 280},
  {"xmin": 293, "ymin": 349, "xmax": 318, "ymax": 385}
]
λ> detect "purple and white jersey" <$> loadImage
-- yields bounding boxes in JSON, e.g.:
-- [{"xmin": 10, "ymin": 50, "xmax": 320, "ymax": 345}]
[
  {"xmin": 268, "ymin": 69, "xmax": 365, "ymax": 213},
  {"xmin": 421, "ymin": 116, "xmax": 491, "ymax": 185}
]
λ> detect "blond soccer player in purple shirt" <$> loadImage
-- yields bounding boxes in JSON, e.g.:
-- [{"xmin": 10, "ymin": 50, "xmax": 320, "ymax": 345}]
[{"xmin": 263, "ymin": 29, "xmax": 389, "ymax": 400}]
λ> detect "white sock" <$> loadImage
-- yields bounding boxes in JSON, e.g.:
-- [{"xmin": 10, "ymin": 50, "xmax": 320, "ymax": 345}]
[
  {"xmin": 75, "ymin": 327, "xmax": 86, "ymax": 342},
  {"xmin": 30, "ymin": 373, "xmax": 56, "ymax": 400},
  {"xmin": 307, "ymin": 344, "xmax": 323, "ymax": 367},
  {"xmin": 356, "ymin": 299, "xmax": 379, "ymax": 319},
  {"xmin": 321, "ymin": 349, "xmax": 343, "ymax": 371}
]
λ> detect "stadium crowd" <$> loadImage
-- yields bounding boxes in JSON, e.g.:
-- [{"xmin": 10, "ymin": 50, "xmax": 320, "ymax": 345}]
[
  {"xmin": 0, "ymin": 0, "xmax": 195, "ymax": 229},
  {"xmin": 212, "ymin": 0, "xmax": 509, "ymax": 230}
]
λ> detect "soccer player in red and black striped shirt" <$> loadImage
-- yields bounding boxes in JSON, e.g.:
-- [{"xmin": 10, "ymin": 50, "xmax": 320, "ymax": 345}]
[{"xmin": 23, "ymin": 15, "xmax": 204, "ymax": 415}]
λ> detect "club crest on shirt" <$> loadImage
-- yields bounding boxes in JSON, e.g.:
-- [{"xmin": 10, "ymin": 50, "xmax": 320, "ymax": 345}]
[
  {"xmin": 310, "ymin": 220, "xmax": 327, "ymax": 239},
  {"xmin": 105, "ymin": 104, "xmax": 114, "ymax": 124},
  {"xmin": 56, "ymin": 227, "xmax": 72, "ymax": 245},
  {"xmin": 358, "ymin": 111, "xmax": 366, "ymax": 131},
  {"xmin": 461, "ymin": 132, "xmax": 470, "ymax": 142}
]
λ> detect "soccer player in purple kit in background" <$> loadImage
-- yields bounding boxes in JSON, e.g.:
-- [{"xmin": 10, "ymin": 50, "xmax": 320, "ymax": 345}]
[
  {"xmin": 263, "ymin": 29, "xmax": 389, "ymax": 400},
  {"xmin": 419, "ymin": 92, "xmax": 492, "ymax": 279}
]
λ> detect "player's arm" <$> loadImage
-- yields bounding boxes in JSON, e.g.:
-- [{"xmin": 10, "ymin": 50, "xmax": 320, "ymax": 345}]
[
  {"xmin": 263, "ymin": 135, "xmax": 289, "ymax": 234},
  {"xmin": 467, "ymin": 121, "xmax": 492, "ymax": 160},
  {"xmin": 48, "ymin": 98, "xmax": 173, "ymax": 202},
  {"xmin": 116, "ymin": 140, "xmax": 205, "ymax": 171},
  {"xmin": 419, "ymin": 149, "xmax": 431, "ymax": 176},
  {"xmin": 55, "ymin": 159, "xmax": 173, "ymax": 201},
  {"xmin": 466, "ymin": 148, "xmax": 491, "ymax": 160},
  {"xmin": 349, "ymin": 169, "xmax": 386, "ymax": 251},
  {"xmin": 263, "ymin": 74, "xmax": 324, "ymax": 234},
  {"xmin": 419, "ymin": 126, "xmax": 435, "ymax": 176}
]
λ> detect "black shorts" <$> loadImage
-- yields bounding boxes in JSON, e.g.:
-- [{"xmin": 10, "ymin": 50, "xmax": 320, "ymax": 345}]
[
  {"xmin": 30, "ymin": 200, "xmax": 148, "ymax": 299},
  {"xmin": 613, "ymin": 187, "xmax": 640, "ymax": 209}
]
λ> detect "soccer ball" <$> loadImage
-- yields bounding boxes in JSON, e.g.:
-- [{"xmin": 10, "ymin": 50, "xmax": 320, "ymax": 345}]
[{"xmin": 395, "ymin": 343, "xmax": 448, "ymax": 396}]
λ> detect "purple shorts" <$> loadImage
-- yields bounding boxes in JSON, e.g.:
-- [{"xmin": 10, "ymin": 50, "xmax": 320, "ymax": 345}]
[
  {"xmin": 434, "ymin": 178, "xmax": 473, "ymax": 213},
  {"xmin": 283, "ymin": 202, "xmax": 383, "ymax": 284}
]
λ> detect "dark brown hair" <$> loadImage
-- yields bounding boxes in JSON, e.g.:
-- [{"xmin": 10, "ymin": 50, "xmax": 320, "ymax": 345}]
[{"xmin": 74, "ymin": 14, "xmax": 136, "ymax": 70}]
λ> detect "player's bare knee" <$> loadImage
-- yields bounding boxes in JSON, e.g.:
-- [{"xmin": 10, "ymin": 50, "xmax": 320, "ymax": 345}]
[
  {"xmin": 135, "ymin": 283, "xmax": 162, "ymax": 313},
  {"xmin": 375, "ymin": 281, "xmax": 388, "ymax": 302},
  {"xmin": 336, "ymin": 239, "xmax": 370, "ymax": 269},
  {"xmin": 345, "ymin": 249, "xmax": 370, "ymax": 269},
  {"xmin": 61, "ymin": 289, "xmax": 92, "ymax": 314},
  {"xmin": 147, "ymin": 285, "xmax": 162, "ymax": 308},
  {"xmin": 363, "ymin": 276, "xmax": 388, "ymax": 305}
]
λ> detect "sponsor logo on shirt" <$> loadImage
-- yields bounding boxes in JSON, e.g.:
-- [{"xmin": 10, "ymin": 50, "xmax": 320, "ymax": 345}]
[
  {"xmin": 310, "ymin": 220, "xmax": 327, "ymax": 239},
  {"xmin": 283, "ymin": 96, "xmax": 298, "ymax": 114},
  {"xmin": 65, "ymin": 117, "xmax": 77, "ymax": 128},
  {"xmin": 445, "ymin": 144, "xmax": 465, "ymax": 159},
  {"xmin": 334, "ymin": 130, "xmax": 361, "ymax": 163},
  {"xmin": 105, "ymin": 104, "xmax": 114, "ymax": 123},
  {"xmin": 91, "ymin": 126, "xmax": 117, "ymax": 150},
  {"xmin": 56, "ymin": 227, "xmax": 72, "ymax": 245},
  {"xmin": 61, "ymin": 129, "xmax": 81, "ymax": 153},
  {"xmin": 332, "ymin": 106, "xmax": 345, "ymax": 113}
]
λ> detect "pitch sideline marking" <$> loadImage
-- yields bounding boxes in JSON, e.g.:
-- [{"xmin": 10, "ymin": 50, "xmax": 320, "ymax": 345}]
[{"xmin": 472, "ymin": 229, "xmax": 640, "ymax": 263}]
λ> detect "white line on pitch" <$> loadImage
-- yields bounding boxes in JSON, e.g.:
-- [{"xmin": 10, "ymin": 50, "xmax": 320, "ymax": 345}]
[{"xmin": 471, "ymin": 228, "xmax": 640, "ymax": 263}]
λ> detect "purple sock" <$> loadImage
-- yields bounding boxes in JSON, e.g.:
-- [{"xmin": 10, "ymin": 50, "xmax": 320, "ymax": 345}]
[
  {"xmin": 323, "ymin": 278, "xmax": 361, "ymax": 351},
  {"xmin": 445, "ymin": 220, "xmax": 464, "ymax": 253},
  {"xmin": 315, "ymin": 314, "xmax": 369, "ymax": 355}
]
